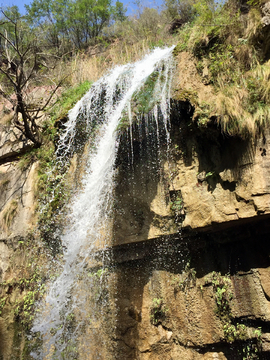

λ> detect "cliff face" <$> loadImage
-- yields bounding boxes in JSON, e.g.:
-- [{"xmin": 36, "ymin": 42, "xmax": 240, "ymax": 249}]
[
  {"xmin": 107, "ymin": 54, "xmax": 270, "ymax": 359},
  {"xmin": 1, "ymin": 52, "xmax": 270, "ymax": 360}
]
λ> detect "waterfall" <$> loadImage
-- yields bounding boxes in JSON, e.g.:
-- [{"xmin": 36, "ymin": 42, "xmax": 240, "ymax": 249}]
[{"xmin": 32, "ymin": 46, "xmax": 175, "ymax": 359}]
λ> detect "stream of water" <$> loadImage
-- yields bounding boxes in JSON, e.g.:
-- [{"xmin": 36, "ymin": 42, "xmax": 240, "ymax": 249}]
[{"xmin": 32, "ymin": 46, "xmax": 175, "ymax": 359}]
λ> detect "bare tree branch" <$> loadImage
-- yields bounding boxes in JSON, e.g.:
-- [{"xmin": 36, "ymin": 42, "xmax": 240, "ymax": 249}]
[{"xmin": 0, "ymin": 9, "xmax": 65, "ymax": 148}]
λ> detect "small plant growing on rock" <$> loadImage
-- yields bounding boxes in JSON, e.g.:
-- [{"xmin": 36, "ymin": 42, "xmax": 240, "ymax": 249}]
[
  {"xmin": 179, "ymin": 261, "xmax": 196, "ymax": 291},
  {"xmin": 207, "ymin": 271, "xmax": 262, "ymax": 358},
  {"xmin": 150, "ymin": 298, "xmax": 168, "ymax": 325},
  {"xmin": 223, "ymin": 323, "xmax": 248, "ymax": 343},
  {"xmin": 209, "ymin": 272, "xmax": 233, "ymax": 319},
  {"xmin": 170, "ymin": 190, "xmax": 185, "ymax": 224}
]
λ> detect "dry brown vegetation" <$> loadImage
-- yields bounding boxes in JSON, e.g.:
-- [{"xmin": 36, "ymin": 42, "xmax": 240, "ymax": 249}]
[
  {"xmin": 64, "ymin": 10, "xmax": 175, "ymax": 87},
  {"xmin": 0, "ymin": 199, "xmax": 18, "ymax": 232},
  {"xmin": 173, "ymin": 0, "xmax": 270, "ymax": 137}
]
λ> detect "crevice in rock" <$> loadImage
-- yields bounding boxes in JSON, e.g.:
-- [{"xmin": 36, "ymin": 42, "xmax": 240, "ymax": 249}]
[
  {"xmin": 231, "ymin": 316, "xmax": 270, "ymax": 333},
  {"xmin": 139, "ymin": 348, "xmax": 151, "ymax": 354},
  {"xmin": 160, "ymin": 323, "xmax": 173, "ymax": 332},
  {"xmin": 221, "ymin": 180, "xmax": 237, "ymax": 191},
  {"xmin": 119, "ymin": 325, "xmax": 137, "ymax": 337},
  {"xmin": 197, "ymin": 341, "xmax": 269, "ymax": 359},
  {"xmin": 113, "ymin": 338, "xmax": 136, "ymax": 350},
  {"xmin": 252, "ymin": 192, "xmax": 270, "ymax": 197}
]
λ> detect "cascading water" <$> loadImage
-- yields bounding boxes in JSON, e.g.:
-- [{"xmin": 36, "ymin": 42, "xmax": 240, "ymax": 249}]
[{"xmin": 32, "ymin": 46, "xmax": 175, "ymax": 359}]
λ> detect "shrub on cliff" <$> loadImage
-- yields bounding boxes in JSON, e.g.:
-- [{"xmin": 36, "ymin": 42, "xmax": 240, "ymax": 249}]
[{"xmin": 173, "ymin": 0, "xmax": 270, "ymax": 137}]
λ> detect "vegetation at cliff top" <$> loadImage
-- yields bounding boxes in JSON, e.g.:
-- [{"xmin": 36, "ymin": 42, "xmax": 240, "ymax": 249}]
[
  {"xmin": 1, "ymin": 0, "xmax": 270, "ymax": 147},
  {"xmin": 173, "ymin": 0, "xmax": 270, "ymax": 137}
]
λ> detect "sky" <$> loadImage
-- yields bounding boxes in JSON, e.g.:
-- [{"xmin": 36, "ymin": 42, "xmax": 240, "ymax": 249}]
[
  {"xmin": 1, "ymin": 0, "xmax": 31, "ymax": 13},
  {"xmin": 0, "ymin": 0, "xmax": 162, "ymax": 15}
]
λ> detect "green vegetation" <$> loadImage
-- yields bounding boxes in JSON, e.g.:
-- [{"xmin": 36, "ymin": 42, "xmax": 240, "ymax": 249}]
[
  {"xmin": 87, "ymin": 268, "xmax": 109, "ymax": 304},
  {"xmin": 118, "ymin": 67, "xmax": 171, "ymax": 131},
  {"xmin": 150, "ymin": 297, "xmax": 168, "ymax": 325},
  {"xmin": 173, "ymin": 0, "xmax": 270, "ymax": 137},
  {"xmin": 207, "ymin": 271, "xmax": 233, "ymax": 319},
  {"xmin": 131, "ymin": 71, "xmax": 161, "ymax": 115},
  {"xmin": 179, "ymin": 261, "xmax": 196, "ymax": 290},
  {"xmin": 26, "ymin": 0, "xmax": 126, "ymax": 51},
  {"xmin": 0, "ymin": 236, "xmax": 49, "ymax": 331},
  {"xmin": 170, "ymin": 190, "xmax": 185, "ymax": 224},
  {"xmin": 172, "ymin": 260, "xmax": 196, "ymax": 292},
  {"xmin": 50, "ymin": 81, "xmax": 92, "ymax": 122},
  {"xmin": 37, "ymin": 81, "xmax": 92, "ymax": 251},
  {"xmin": 207, "ymin": 271, "xmax": 262, "ymax": 358},
  {"xmin": 0, "ymin": 297, "xmax": 7, "ymax": 316},
  {"xmin": 16, "ymin": 80, "xmax": 92, "ymax": 253},
  {"xmin": 14, "ymin": 276, "xmax": 46, "ymax": 329}
]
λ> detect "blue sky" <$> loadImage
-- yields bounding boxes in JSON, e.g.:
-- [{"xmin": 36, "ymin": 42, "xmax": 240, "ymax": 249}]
[
  {"xmin": 1, "ymin": 0, "xmax": 31, "ymax": 13},
  {"xmin": 0, "ymin": 0, "xmax": 162, "ymax": 15}
]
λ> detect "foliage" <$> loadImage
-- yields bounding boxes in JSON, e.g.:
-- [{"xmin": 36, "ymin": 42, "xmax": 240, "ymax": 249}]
[
  {"xmin": 106, "ymin": 6, "xmax": 170, "ymax": 52},
  {"xmin": 118, "ymin": 62, "xmax": 173, "ymax": 131},
  {"xmin": 173, "ymin": 0, "xmax": 270, "ymax": 137},
  {"xmin": 87, "ymin": 268, "xmax": 109, "ymax": 303},
  {"xmin": 150, "ymin": 297, "xmax": 168, "ymax": 325},
  {"xmin": 170, "ymin": 190, "xmax": 185, "ymax": 224},
  {"xmin": 26, "ymin": 0, "xmax": 126, "ymax": 51},
  {"xmin": 0, "ymin": 297, "xmax": 7, "ymax": 316},
  {"xmin": 177, "ymin": 260, "xmax": 196, "ymax": 290},
  {"xmin": 125, "ymin": 7, "xmax": 166, "ymax": 41},
  {"xmin": 223, "ymin": 323, "xmax": 248, "ymax": 343},
  {"xmin": 165, "ymin": 0, "xmax": 197, "ymax": 22},
  {"xmin": 14, "ymin": 278, "xmax": 46, "ymax": 329},
  {"xmin": 224, "ymin": 323, "xmax": 262, "ymax": 358},
  {"xmin": 132, "ymin": 71, "xmax": 160, "ymax": 114},
  {"xmin": 209, "ymin": 271, "xmax": 233, "ymax": 318},
  {"xmin": 207, "ymin": 271, "xmax": 262, "ymax": 358},
  {"xmin": 50, "ymin": 81, "xmax": 92, "ymax": 122},
  {"xmin": 0, "ymin": 236, "xmax": 48, "ymax": 330}
]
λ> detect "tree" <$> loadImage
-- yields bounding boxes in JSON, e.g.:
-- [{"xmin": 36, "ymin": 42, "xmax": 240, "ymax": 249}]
[
  {"xmin": 0, "ymin": 7, "xmax": 64, "ymax": 147},
  {"xmin": 26, "ymin": 0, "xmax": 127, "ymax": 51},
  {"xmin": 164, "ymin": 0, "xmax": 197, "ymax": 23}
]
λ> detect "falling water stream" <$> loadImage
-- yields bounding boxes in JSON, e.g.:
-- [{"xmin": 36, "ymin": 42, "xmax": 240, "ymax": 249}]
[{"xmin": 32, "ymin": 46, "xmax": 175, "ymax": 359}]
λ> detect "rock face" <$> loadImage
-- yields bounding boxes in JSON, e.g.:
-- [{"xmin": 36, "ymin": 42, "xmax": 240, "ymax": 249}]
[
  {"xmin": 0, "ymin": 126, "xmax": 41, "ymax": 360},
  {"xmin": 108, "ymin": 125, "xmax": 270, "ymax": 359},
  {"xmin": 0, "ymin": 160, "xmax": 38, "ymax": 242},
  {"xmin": 1, "ymin": 53, "xmax": 270, "ymax": 360},
  {"xmin": 107, "ymin": 54, "xmax": 270, "ymax": 360},
  {"xmin": 113, "ymin": 53, "xmax": 270, "ymax": 246}
]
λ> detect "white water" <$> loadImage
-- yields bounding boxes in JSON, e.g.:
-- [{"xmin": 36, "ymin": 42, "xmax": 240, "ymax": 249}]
[{"xmin": 32, "ymin": 46, "xmax": 175, "ymax": 358}]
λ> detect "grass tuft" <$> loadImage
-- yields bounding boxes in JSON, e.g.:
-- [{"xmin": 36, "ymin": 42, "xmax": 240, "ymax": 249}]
[{"xmin": 1, "ymin": 199, "xmax": 18, "ymax": 231}]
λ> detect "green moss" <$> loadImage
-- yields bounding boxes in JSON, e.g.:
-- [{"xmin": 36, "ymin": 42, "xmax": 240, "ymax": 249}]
[
  {"xmin": 50, "ymin": 80, "xmax": 92, "ymax": 122},
  {"xmin": 118, "ymin": 69, "xmax": 169, "ymax": 132},
  {"xmin": 132, "ymin": 71, "xmax": 160, "ymax": 114}
]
